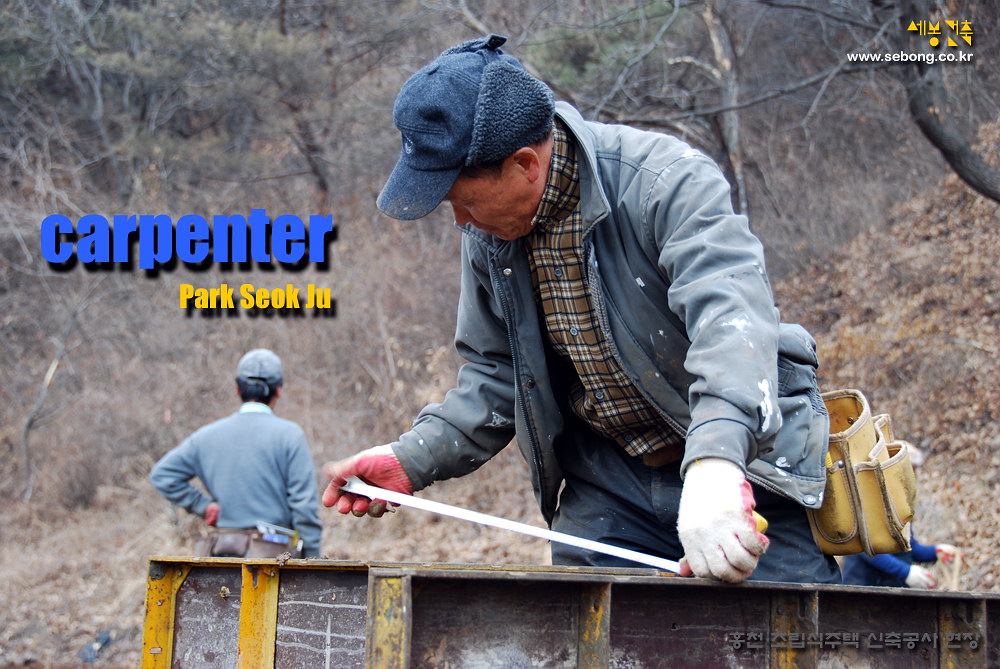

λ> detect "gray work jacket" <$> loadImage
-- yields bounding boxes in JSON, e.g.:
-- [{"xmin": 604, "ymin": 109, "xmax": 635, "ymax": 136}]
[{"xmin": 393, "ymin": 102, "xmax": 829, "ymax": 524}]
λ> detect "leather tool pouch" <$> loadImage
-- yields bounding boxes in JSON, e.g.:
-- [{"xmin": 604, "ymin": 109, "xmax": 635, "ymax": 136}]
[
  {"xmin": 194, "ymin": 529, "xmax": 302, "ymax": 559},
  {"xmin": 194, "ymin": 529, "xmax": 251, "ymax": 557},
  {"xmin": 212, "ymin": 531, "xmax": 251, "ymax": 557},
  {"xmin": 806, "ymin": 389, "xmax": 917, "ymax": 556}
]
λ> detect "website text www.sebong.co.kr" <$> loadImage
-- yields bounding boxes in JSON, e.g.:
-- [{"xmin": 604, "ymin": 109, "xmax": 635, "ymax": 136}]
[{"xmin": 847, "ymin": 50, "xmax": 974, "ymax": 64}]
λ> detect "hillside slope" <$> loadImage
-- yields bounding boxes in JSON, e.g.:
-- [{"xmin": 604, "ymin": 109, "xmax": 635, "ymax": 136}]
[
  {"xmin": 777, "ymin": 119, "xmax": 1000, "ymax": 590},
  {"xmin": 1, "ymin": 124, "xmax": 997, "ymax": 668}
]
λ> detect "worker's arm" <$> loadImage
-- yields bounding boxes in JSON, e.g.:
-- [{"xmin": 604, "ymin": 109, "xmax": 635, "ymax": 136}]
[
  {"xmin": 149, "ymin": 437, "xmax": 213, "ymax": 517},
  {"xmin": 285, "ymin": 434, "xmax": 323, "ymax": 557},
  {"xmin": 866, "ymin": 553, "xmax": 911, "ymax": 580},
  {"xmin": 644, "ymin": 150, "xmax": 782, "ymax": 475},
  {"xmin": 639, "ymin": 144, "xmax": 779, "ymax": 582},
  {"xmin": 874, "ymin": 552, "xmax": 937, "ymax": 588},
  {"xmin": 390, "ymin": 238, "xmax": 520, "ymax": 490},
  {"xmin": 910, "ymin": 538, "xmax": 935, "ymax": 562},
  {"xmin": 912, "ymin": 538, "xmax": 959, "ymax": 564},
  {"xmin": 323, "ymin": 238, "xmax": 520, "ymax": 516}
]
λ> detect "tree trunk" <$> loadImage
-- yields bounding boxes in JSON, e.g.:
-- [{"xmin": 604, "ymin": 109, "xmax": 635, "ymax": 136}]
[{"xmin": 897, "ymin": 0, "xmax": 1000, "ymax": 203}]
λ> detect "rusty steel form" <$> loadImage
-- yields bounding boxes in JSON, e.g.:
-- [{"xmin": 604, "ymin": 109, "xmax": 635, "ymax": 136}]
[{"xmin": 142, "ymin": 557, "xmax": 998, "ymax": 668}]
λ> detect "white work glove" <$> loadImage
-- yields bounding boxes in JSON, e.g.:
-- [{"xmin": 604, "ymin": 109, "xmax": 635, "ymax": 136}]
[
  {"xmin": 935, "ymin": 543, "xmax": 959, "ymax": 563},
  {"xmin": 906, "ymin": 564, "xmax": 937, "ymax": 589},
  {"xmin": 677, "ymin": 458, "xmax": 769, "ymax": 583},
  {"xmin": 322, "ymin": 445, "xmax": 414, "ymax": 518}
]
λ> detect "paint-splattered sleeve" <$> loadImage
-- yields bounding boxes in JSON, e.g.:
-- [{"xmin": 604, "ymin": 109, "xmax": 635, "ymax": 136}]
[
  {"xmin": 644, "ymin": 151, "xmax": 782, "ymax": 476},
  {"xmin": 392, "ymin": 239, "xmax": 518, "ymax": 491}
]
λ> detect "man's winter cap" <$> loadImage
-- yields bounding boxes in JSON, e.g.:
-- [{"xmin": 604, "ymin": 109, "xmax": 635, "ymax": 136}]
[
  {"xmin": 236, "ymin": 349, "xmax": 283, "ymax": 386},
  {"xmin": 377, "ymin": 34, "xmax": 555, "ymax": 221}
]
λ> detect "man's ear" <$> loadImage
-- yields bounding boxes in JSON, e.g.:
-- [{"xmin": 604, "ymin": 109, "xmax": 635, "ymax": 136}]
[{"xmin": 507, "ymin": 147, "xmax": 543, "ymax": 183}]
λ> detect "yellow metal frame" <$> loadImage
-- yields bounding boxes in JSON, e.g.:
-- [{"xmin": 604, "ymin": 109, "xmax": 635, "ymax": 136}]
[
  {"xmin": 366, "ymin": 572, "xmax": 412, "ymax": 668},
  {"xmin": 237, "ymin": 563, "xmax": 281, "ymax": 668},
  {"xmin": 141, "ymin": 562, "xmax": 192, "ymax": 668},
  {"xmin": 577, "ymin": 582, "xmax": 611, "ymax": 668}
]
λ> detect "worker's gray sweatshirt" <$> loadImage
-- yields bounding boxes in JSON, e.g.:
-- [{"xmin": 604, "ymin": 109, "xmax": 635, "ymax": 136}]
[{"xmin": 149, "ymin": 403, "xmax": 322, "ymax": 556}]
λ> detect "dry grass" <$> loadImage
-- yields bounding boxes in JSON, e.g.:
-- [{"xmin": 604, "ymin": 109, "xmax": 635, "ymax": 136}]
[
  {"xmin": 777, "ymin": 119, "xmax": 1000, "ymax": 593},
  {"xmin": 0, "ymin": 180, "xmax": 552, "ymax": 665},
  {"xmin": 1, "ymin": 91, "xmax": 997, "ymax": 669}
]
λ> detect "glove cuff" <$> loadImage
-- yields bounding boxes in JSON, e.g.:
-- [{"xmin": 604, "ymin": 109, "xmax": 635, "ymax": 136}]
[
  {"xmin": 684, "ymin": 458, "xmax": 745, "ymax": 487},
  {"xmin": 380, "ymin": 455, "xmax": 415, "ymax": 495},
  {"xmin": 363, "ymin": 445, "xmax": 414, "ymax": 495}
]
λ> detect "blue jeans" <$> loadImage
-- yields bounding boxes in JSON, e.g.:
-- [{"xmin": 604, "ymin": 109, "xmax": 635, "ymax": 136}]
[{"xmin": 549, "ymin": 419, "xmax": 841, "ymax": 584}]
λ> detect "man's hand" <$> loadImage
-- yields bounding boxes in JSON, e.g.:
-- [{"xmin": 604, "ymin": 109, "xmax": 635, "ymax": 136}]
[
  {"xmin": 677, "ymin": 458, "xmax": 769, "ymax": 583},
  {"xmin": 906, "ymin": 564, "xmax": 937, "ymax": 588},
  {"xmin": 322, "ymin": 445, "xmax": 414, "ymax": 518},
  {"xmin": 204, "ymin": 502, "xmax": 220, "ymax": 526},
  {"xmin": 935, "ymin": 543, "xmax": 959, "ymax": 564}
]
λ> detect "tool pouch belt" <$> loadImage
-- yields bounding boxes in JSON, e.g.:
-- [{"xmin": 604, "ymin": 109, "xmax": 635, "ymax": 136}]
[
  {"xmin": 806, "ymin": 389, "xmax": 917, "ymax": 557},
  {"xmin": 194, "ymin": 528, "xmax": 302, "ymax": 559}
]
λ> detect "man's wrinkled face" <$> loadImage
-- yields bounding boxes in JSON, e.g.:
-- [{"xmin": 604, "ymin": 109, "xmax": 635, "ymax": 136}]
[{"xmin": 443, "ymin": 144, "xmax": 550, "ymax": 241}]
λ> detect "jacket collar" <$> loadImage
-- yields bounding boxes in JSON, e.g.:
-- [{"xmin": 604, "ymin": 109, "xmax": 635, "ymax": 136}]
[{"xmin": 552, "ymin": 102, "xmax": 610, "ymax": 239}]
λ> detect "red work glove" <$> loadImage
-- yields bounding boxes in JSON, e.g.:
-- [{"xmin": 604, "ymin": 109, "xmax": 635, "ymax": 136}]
[
  {"xmin": 322, "ymin": 445, "xmax": 414, "ymax": 518},
  {"xmin": 204, "ymin": 502, "xmax": 220, "ymax": 526},
  {"xmin": 677, "ymin": 458, "xmax": 769, "ymax": 583}
]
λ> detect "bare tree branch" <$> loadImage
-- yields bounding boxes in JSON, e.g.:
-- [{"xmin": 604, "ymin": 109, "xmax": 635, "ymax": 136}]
[
  {"xmin": 19, "ymin": 279, "xmax": 124, "ymax": 503},
  {"xmin": 663, "ymin": 56, "xmax": 722, "ymax": 81},
  {"xmin": 798, "ymin": 13, "xmax": 897, "ymax": 126},
  {"xmin": 758, "ymin": 0, "xmax": 880, "ymax": 31},
  {"xmin": 753, "ymin": 0, "xmax": 999, "ymax": 204},
  {"xmin": 593, "ymin": 3, "xmax": 681, "ymax": 116},
  {"xmin": 659, "ymin": 61, "xmax": 883, "ymax": 121}
]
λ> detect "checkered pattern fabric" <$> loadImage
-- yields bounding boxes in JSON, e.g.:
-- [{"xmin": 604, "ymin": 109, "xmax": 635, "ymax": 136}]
[{"xmin": 527, "ymin": 121, "xmax": 685, "ymax": 456}]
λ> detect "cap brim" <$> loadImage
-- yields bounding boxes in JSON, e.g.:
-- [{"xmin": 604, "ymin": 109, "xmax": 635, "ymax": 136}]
[{"xmin": 377, "ymin": 152, "xmax": 462, "ymax": 221}]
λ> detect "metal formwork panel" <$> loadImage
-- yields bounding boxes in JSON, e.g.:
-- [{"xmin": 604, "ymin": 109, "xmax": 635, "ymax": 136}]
[
  {"xmin": 274, "ymin": 568, "xmax": 367, "ymax": 668},
  {"xmin": 142, "ymin": 558, "xmax": 997, "ymax": 669},
  {"xmin": 172, "ymin": 566, "xmax": 241, "ymax": 667}
]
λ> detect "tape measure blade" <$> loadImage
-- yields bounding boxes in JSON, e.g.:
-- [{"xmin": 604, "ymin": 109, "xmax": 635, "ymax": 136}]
[{"xmin": 341, "ymin": 477, "xmax": 680, "ymax": 573}]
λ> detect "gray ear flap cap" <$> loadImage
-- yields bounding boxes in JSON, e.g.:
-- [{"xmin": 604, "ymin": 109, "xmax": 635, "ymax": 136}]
[{"xmin": 468, "ymin": 60, "xmax": 555, "ymax": 166}]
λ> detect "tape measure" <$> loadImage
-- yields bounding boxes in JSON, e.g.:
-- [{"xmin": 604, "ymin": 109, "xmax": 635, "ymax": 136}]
[{"xmin": 342, "ymin": 478, "xmax": 769, "ymax": 573}]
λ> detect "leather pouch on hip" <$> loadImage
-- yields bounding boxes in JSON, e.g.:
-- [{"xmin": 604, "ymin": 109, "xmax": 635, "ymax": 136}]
[
  {"xmin": 806, "ymin": 389, "xmax": 917, "ymax": 556},
  {"xmin": 211, "ymin": 531, "xmax": 251, "ymax": 557}
]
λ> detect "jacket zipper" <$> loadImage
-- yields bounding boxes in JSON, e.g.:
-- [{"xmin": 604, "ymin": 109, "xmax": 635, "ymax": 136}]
[{"xmin": 491, "ymin": 253, "xmax": 549, "ymax": 517}]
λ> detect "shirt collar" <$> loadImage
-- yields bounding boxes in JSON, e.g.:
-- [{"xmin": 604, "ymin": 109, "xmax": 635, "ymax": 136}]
[
  {"xmin": 239, "ymin": 402, "xmax": 273, "ymax": 414},
  {"xmin": 529, "ymin": 119, "xmax": 581, "ymax": 233}
]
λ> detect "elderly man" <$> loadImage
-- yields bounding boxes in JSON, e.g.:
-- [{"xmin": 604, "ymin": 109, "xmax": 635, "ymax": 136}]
[
  {"xmin": 324, "ymin": 35, "xmax": 838, "ymax": 583},
  {"xmin": 151, "ymin": 349, "xmax": 322, "ymax": 558}
]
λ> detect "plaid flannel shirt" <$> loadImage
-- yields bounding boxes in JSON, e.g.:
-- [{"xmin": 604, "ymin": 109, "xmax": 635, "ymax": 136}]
[{"xmin": 526, "ymin": 121, "xmax": 685, "ymax": 456}]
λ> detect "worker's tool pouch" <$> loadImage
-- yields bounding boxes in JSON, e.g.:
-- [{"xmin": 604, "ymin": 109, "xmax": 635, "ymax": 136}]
[
  {"xmin": 195, "ymin": 528, "xmax": 302, "ymax": 559},
  {"xmin": 806, "ymin": 389, "xmax": 917, "ymax": 557}
]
